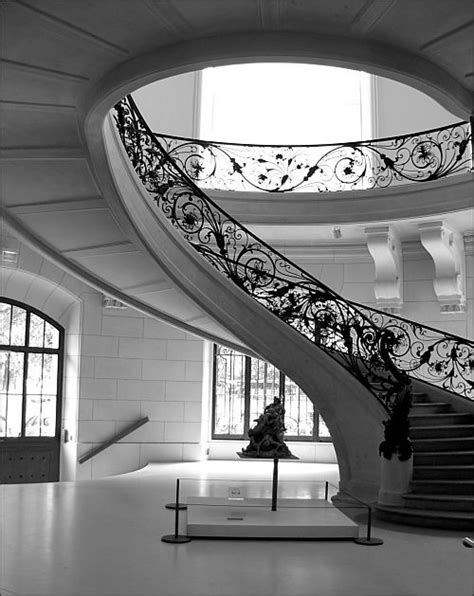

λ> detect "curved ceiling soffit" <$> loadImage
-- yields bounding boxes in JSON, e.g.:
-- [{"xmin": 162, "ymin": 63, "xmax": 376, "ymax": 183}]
[
  {"xmin": 82, "ymin": 32, "xmax": 472, "ymax": 131},
  {"xmin": 0, "ymin": 208, "xmax": 252, "ymax": 356},
  {"xmin": 0, "ymin": 267, "xmax": 79, "ymax": 316}
]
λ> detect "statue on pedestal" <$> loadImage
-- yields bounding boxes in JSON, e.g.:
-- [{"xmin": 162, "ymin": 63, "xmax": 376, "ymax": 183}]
[{"xmin": 241, "ymin": 396, "xmax": 293, "ymax": 458}]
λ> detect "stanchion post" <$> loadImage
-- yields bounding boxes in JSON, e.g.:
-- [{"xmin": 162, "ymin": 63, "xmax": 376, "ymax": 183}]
[
  {"xmin": 324, "ymin": 481, "xmax": 329, "ymax": 501},
  {"xmin": 161, "ymin": 478, "xmax": 192, "ymax": 543},
  {"xmin": 353, "ymin": 505, "xmax": 384, "ymax": 546},
  {"xmin": 165, "ymin": 475, "xmax": 187, "ymax": 510},
  {"xmin": 271, "ymin": 458, "xmax": 279, "ymax": 511}
]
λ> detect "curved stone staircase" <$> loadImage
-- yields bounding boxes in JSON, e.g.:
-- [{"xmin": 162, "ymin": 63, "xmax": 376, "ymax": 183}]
[
  {"xmin": 111, "ymin": 96, "xmax": 473, "ymax": 530},
  {"xmin": 375, "ymin": 384, "xmax": 474, "ymax": 530}
]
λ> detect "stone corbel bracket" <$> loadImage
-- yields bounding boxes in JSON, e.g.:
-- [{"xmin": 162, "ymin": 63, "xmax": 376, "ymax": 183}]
[
  {"xmin": 418, "ymin": 221, "xmax": 466, "ymax": 312},
  {"xmin": 365, "ymin": 225, "xmax": 403, "ymax": 313}
]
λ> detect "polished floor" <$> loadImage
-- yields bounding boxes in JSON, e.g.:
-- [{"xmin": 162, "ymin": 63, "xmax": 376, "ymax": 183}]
[{"xmin": 1, "ymin": 461, "xmax": 472, "ymax": 596}]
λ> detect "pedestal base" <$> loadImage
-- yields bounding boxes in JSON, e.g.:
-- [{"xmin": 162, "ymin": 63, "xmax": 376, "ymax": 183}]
[
  {"xmin": 161, "ymin": 534, "xmax": 192, "ymax": 543},
  {"xmin": 186, "ymin": 497, "xmax": 359, "ymax": 539}
]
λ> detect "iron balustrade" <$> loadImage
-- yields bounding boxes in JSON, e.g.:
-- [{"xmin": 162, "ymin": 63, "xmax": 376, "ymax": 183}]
[
  {"xmin": 151, "ymin": 122, "xmax": 471, "ymax": 193},
  {"xmin": 113, "ymin": 96, "xmax": 473, "ymax": 412}
]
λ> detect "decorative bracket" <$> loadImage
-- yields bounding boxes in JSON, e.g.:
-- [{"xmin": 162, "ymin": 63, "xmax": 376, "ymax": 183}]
[
  {"xmin": 365, "ymin": 225, "xmax": 403, "ymax": 313},
  {"xmin": 418, "ymin": 221, "xmax": 465, "ymax": 312}
]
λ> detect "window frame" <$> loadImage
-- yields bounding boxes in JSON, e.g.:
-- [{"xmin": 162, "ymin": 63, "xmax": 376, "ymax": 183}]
[
  {"xmin": 0, "ymin": 297, "xmax": 65, "ymax": 442},
  {"xmin": 211, "ymin": 344, "xmax": 331, "ymax": 442}
]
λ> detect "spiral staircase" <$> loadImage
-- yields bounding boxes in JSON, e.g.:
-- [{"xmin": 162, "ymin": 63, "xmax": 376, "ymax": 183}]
[{"xmin": 1, "ymin": 1, "xmax": 473, "ymax": 530}]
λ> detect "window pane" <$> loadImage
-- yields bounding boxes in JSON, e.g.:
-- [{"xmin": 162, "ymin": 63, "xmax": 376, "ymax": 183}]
[
  {"xmin": 39, "ymin": 395, "xmax": 56, "ymax": 437},
  {"xmin": 25, "ymin": 353, "xmax": 58, "ymax": 437},
  {"xmin": 0, "ymin": 350, "xmax": 24, "ymax": 437},
  {"xmin": 200, "ymin": 63, "xmax": 368, "ymax": 145},
  {"xmin": 29, "ymin": 313, "xmax": 45, "ymax": 347},
  {"xmin": 214, "ymin": 346, "xmax": 245, "ymax": 435},
  {"xmin": 318, "ymin": 416, "xmax": 331, "ymax": 439},
  {"xmin": 10, "ymin": 306, "xmax": 26, "ymax": 346},
  {"xmin": 284, "ymin": 377, "xmax": 314, "ymax": 437},
  {"xmin": 249, "ymin": 359, "xmax": 280, "ymax": 424},
  {"xmin": 0, "ymin": 303, "xmax": 12, "ymax": 344},
  {"xmin": 44, "ymin": 322, "xmax": 59, "ymax": 349},
  {"xmin": 0, "ymin": 392, "xmax": 6, "ymax": 437}
]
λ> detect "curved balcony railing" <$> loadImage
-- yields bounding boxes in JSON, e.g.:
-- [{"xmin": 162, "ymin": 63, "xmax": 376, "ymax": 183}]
[
  {"xmin": 114, "ymin": 96, "xmax": 473, "ymax": 412},
  {"xmin": 152, "ymin": 120, "xmax": 471, "ymax": 193}
]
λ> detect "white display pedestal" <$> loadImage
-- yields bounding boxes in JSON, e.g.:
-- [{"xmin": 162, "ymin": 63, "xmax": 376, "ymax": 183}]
[{"xmin": 186, "ymin": 496, "xmax": 359, "ymax": 539}]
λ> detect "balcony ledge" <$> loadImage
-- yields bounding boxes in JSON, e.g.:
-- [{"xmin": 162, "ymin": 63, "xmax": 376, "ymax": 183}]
[{"xmin": 207, "ymin": 172, "xmax": 473, "ymax": 225}]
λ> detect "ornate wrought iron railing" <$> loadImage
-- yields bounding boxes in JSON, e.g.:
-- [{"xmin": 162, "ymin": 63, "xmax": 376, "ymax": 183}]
[
  {"xmin": 152, "ymin": 121, "xmax": 471, "ymax": 193},
  {"xmin": 355, "ymin": 304, "xmax": 473, "ymax": 399},
  {"xmin": 114, "ymin": 96, "xmax": 473, "ymax": 412}
]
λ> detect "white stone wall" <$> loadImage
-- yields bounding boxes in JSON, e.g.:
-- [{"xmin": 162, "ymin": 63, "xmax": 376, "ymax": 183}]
[
  {"xmin": 76, "ymin": 293, "xmax": 205, "ymax": 480},
  {"xmin": 287, "ymin": 239, "xmax": 473, "ymax": 341}
]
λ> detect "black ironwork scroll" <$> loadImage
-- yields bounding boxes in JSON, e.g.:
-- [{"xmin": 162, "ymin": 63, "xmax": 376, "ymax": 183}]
[
  {"xmin": 155, "ymin": 123, "xmax": 471, "ymax": 193},
  {"xmin": 114, "ymin": 96, "xmax": 473, "ymax": 411}
]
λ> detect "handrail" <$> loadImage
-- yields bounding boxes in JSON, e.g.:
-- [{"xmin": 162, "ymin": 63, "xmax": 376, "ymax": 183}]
[
  {"xmin": 78, "ymin": 416, "xmax": 149, "ymax": 464},
  {"xmin": 150, "ymin": 120, "xmax": 470, "ymax": 149},
  {"xmin": 141, "ymin": 104, "xmax": 472, "ymax": 193},
  {"xmin": 113, "ymin": 96, "xmax": 473, "ymax": 408}
]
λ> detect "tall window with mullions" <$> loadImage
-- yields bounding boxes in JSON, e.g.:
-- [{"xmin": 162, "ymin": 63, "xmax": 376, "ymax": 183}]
[
  {"xmin": 0, "ymin": 299, "xmax": 63, "ymax": 439},
  {"xmin": 212, "ymin": 344, "xmax": 331, "ymax": 441}
]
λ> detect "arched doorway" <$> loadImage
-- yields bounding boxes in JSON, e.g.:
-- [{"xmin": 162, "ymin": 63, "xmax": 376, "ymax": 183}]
[{"xmin": 0, "ymin": 298, "xmax": 64, "ymax": 483}]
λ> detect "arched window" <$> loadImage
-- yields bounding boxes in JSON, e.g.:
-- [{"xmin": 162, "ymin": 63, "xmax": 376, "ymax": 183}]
[
  {"xmin": 0, "ymin": 299, "xmax": 63, "ymax": 439},
  {"xmin": 212, "ymin": 344, "xmax": 330, "ymax": 441}
]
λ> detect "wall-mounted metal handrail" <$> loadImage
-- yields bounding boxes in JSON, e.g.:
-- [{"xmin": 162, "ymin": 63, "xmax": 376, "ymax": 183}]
[{"xmin": 78, "ymin": 416, "xmax": 149, "ymax": 464}]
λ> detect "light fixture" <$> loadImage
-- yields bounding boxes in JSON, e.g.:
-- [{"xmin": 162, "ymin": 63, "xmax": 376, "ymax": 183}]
[
  {"xmin": 1, "ymin": 249, "xmax": 18, "ymax": 264},
  {"xmin": 102, "ymin": 295, "xmax": 127, "ymax": 309}
]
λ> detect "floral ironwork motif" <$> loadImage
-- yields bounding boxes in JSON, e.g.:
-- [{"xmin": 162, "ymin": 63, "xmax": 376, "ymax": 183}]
[
  {"xmin": 156, "ymin": 122, "xmax": 471, "ymax": 193},
  {"xmin": 114, "ymin": 96, "xmax": 473, "ymax": 412}
]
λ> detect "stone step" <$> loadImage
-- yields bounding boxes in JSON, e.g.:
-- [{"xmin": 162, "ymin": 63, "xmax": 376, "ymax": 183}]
[
  {"xmin": 412, "ymin": 465, "xmax": 474, "ymax": 480},
  {"xmin": 410, "ymin": 480, "xmax": 474, "ymax": 495},
  {"xmin": 374, "ymin": 504, "xmax": 473, "ymax": 531},
  {"xmin": 402, "ymin": 494, "xmax": 474, "ymax": 512},
  {"xmin": 408, "ymin": 413, "xmax": 474, "ymax": 427},
  {"xmin": 411, "ymin": 392, "xmax": 430, "ymax": 403},
  {"xmin": 412, "ymin": 437, "xmax": 474, "ymax": 452},
  {"xmin": 413, "ymin": 451, "xmax": 474, "ymax": 466},
  {"xmin": 410, "ymin": 402, "xmax": 451, "ymax": 414},
  {"xmin": 410, "ymin": 424, "xmax": 474, "ymax": 439}
]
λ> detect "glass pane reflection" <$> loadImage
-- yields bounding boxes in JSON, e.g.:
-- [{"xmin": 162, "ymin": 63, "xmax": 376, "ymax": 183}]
[
  {"xmin": 29, "ymin": 313, "xmax": 45, "ymax": 347},
  {"xmin": 10, "ymin": 306, "xmax": 26, "ymax": 346},
  {"xmin": 0, "ymin": 350, "xmax": 25, "ymax": 437},
  {"xmin": 0, "ymin": 303, "xmax": 11, "ymax": 344}
]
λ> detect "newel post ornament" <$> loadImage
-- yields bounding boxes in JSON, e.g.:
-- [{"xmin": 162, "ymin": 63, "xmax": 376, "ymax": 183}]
[{"xmin": 377, "ymin": 333, "xmax": 414, "ymax": 506}]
